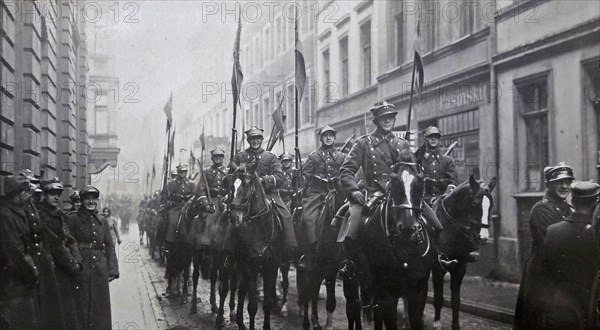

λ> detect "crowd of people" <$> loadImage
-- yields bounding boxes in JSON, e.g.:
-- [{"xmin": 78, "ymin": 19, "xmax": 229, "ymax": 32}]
[{"xmin": 0, "ymin": 172, "xmax": 119, "ymax": 330}]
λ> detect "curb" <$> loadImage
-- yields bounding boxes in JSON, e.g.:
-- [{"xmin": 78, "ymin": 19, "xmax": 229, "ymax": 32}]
[
  {"xmin": 426, "ymin": 294, "xmax": 514, "ymax": 325},
  {"xmin": 140, "ymin": 253, "xmax": 170, "ymax": 329}
]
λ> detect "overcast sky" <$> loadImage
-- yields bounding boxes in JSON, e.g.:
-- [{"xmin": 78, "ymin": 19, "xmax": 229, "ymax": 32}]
[{"xmin": 91, "ymin": 1, "xmax": 238, "ymax": 195}]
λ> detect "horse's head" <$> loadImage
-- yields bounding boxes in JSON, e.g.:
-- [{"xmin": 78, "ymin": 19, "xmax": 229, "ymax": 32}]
[
  {"xmin": 444, "ymin": 175, "xmax": 497, "ymax": 242},
  {"xmin": 388, "ymin": 150, "xmax": 425, "ymax": 242},
  {"xmin": 227, "ymin": 165, "xmax": 255, "ymax": 228}
]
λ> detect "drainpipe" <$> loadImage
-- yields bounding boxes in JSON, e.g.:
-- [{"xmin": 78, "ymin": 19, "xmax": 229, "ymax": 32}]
[{"xmin": 489, "ymin": 1, "xmax": 503, "ymax": 276}]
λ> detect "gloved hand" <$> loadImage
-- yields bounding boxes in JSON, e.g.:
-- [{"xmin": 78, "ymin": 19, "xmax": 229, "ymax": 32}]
[
  {"xmin": 351, "ymin": 191, "xmax": 366, "ymax": 206},
  {"xmin": 205, "ymin": 204, "xmax": 216, "ymax": 214}
]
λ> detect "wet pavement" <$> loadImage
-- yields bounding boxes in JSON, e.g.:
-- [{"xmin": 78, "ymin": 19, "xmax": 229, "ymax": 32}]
[{"xmin": 111, "ymin": 225, "xmax": 512, "ymax": 329}]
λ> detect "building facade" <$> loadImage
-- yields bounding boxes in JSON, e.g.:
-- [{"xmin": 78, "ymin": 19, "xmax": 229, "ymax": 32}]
[
  {"xmin": 314, "ymin": 0, "xmax": 599, "ymax": 281},
  {"xmin": 0, "ymin": 0, "xmax": 90, "ymax": 196}
]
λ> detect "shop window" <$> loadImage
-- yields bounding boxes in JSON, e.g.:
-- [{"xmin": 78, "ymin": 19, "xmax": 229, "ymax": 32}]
[{"xmin": 339, "ymin": 37, "xmax": 349, "ymax": 96}]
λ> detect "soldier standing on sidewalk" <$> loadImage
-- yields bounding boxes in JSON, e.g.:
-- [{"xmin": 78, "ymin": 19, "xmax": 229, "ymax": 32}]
[
  {"xmin": 0, "ymin": 175, "xmax": 40, "ymax": 329},
  {"xmin": 38, "ymin": 177, "xmax": 83, "ymax": 329},
  {"xmin": 67, "ymin": 186, "xmax": 119, "ymax": 330}
]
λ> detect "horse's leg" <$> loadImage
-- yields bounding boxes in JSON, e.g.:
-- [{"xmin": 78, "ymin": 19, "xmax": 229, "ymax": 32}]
[
  {"xmin": 190, "ymin": 250, "xmax": 201, "ymax": 314},
  {"xmin": 230, "ymin": 268, "xmax": 239, "ymax": 321},
  {"xmin": 216, "ymin": 259, "xmax": 229, "ymax": 327},
  {"xmin": 432, "ymin": 261, "xmax": 446, "ymax": 330},
  {"xmin": 324, "ymin": 269, "xmax": 336, "ymax": 330},
  {"xmin": 343, "ymin": 275, "xmax": 362, "ymax": 330},
  {"xmin": 406, "ymin": 283, "xmax": 428, "ymax": 330},
  {"xmin": 279, "ymin": 262, "xmax": 290, "ymax": 317},
  {"xmin": 382, "ymin": 296, "xmax": 399, "ymax": 330},
  {"xmin": 236, "ymin": 265, "xmax": 249, "ymax": 330},
  {"xmin": 450, "ymin": 263, "xmax": 467, "ymax": 330},
  {"xmin": 183, "ymin": 251, "xmax": 191, "ymax": 296},
  {"xmin": 311, "ymin": 292, "xmax": 322, "ymax": 330},
  {"xmin": 247, "ymin": 265, "xmax": 259, "ymax": 330},
  {"xmin": 262, "ymin": 264, "xmax": 278, "ymax": 330},
  {"xmin": 210, "ymin": 252, "xmax": 220, "ymax": 313}
]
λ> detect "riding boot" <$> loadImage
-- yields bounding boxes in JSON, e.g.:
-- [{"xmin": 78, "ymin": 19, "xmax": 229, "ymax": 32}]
[{"xmin": 338, "ymin": 238, "xmax": 357, "ymax": 278}]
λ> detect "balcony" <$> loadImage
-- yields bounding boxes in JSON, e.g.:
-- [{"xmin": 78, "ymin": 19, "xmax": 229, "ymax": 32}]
[{"xmin": 88, "ymin": 133, "xmax": 120, "ymax": 174}]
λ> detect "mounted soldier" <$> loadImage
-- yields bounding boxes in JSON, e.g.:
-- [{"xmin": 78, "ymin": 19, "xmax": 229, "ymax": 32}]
[
  {"xmin": 224, "ymin": 126, "xmax": 299, "ymax": 266},
  {"xmin": 514, "ymin": 162, "xmax": 575, "ymax": 329},
  {"xmin": 278, "ymin": 152, "xmax": 295, "ymax": 206},
  {"xmin": 298, "ymin": 125, "xmax": 346, "ymax": 270},
  {"xmin": 415, "ymin": 126, "xmax": 457, "ymax": 205}
]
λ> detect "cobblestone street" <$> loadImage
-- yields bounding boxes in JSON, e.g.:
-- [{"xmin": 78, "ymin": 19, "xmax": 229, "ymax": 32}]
[{"xmin": 112, "ymin": 226, "xmax": 511, "ymax": 329}]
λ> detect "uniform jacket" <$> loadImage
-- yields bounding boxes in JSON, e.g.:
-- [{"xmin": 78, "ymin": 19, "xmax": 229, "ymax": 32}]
[
  {"xmin": 197, "ymin": 164, "xmax": 228, "ymax": 198},
  {"xmin": 279, "ymin": 166, "xmax": 295, "ymax": 202},
  {"xmin": 232, "ymin": 147, "xmax": 283, "ymax": 192},
  {"xmin": 0, "ymin": 202, "xmax": 40, "ymax": 330},
  {"xmin": 39, "ymin": 202, "xmax": 82, "ymax": 329},
  {"xmin": 303, "ymin": 145, "xmax": 345, "ymax": 192},
  {"xmin": 543, "ymin": 213, "xmax": 600, "ymax": 329},
  {"xmin": 67, "ymin": 208, "xmax": 119, "ymax": 330},
  {"xmin": 165, "ymin": 177, "xmax": 196, "ymax": 205},
  {"xmin": 340, "ymin": 131, "xmax": 411, "ymax": 197},
  {"xmin": 514, "ymin": 191, "xmax": 573, "ymax": 330},
  {"xmin": 415, "ymin": 145, "xmax": 457, "ymax": 197}
]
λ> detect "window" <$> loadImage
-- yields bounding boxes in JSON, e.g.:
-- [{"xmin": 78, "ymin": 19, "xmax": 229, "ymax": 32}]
[
  {"xmin": 286, "ymin": 84, "xmax": 295, "ymax": 130},
  {"xmin": 422, "ymin": 0, "xmax": 437, "ymax": 52},
  {"xmin": 302, "ymin": 76, "xmax": 311, "ymax": 124},
  {"xmin": 395, "ymin": 12, "xmax": 405, "ymax": 65},
  {"xmin": 360, "ymin": 21, "xmax": 372, "ymax": 88},
  {"xmin": 256, "ymin": 36, "xmax": 261, "ymax": 68},
  {"xmin": 339, "ymin": 37, "xmax": 349, "ymax": 96},
  {"xmin": 322, "ymin": 49, "xmax": 331, "ymax": 102},
  {"xmin": 387, "ymin": 1, "xmax": 404, "ymax": 68},
  {"xmin": 264, "ymin": 28, "xmax": 270, "ymax": 62},
  {"xmin": 254, "ymin": 103, "xmax": 260, "ymax": 127},
  {"xmin": 516, "ymin": 76, "xmax": 549, "ymax": 191},
  {"xmin": 461, "ymin": 0, "xmax": 476, "ymax": 36},
  {"xmin": 94, "ymin": 105, "xmax": 108, "ymax": 134},
  {"xmin": 264, "ymin": 97, "xmax": 271, "ymax": 129}
]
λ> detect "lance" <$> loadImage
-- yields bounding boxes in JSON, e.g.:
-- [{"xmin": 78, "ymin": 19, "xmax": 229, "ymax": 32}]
[
  {"xmin": 444, "ymin": 141, "xmax": 459, "ymax": 157},
  {"xmin": 339, "ymin": 133, "xmax": 356, "ymax": 153}
]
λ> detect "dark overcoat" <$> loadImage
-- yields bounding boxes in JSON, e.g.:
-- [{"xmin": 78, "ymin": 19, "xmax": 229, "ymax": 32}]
[
  {"xmin": 513, "ymin": 192, "xmax": 572, "ymax": 329},
  {"xmin": 67, "ymin": 208, "xmax": 119, "ymax": 330},
  {"xmin": 0, "ymin": 202, "xmax": 40, "ymax": 330},
  {"xmin": 39, "ymin": 201, "xmax": 83, "ymax": 329}
]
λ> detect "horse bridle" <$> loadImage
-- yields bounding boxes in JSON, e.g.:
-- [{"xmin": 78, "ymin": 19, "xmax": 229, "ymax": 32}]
[
  {"xmin": 440, "ymin": 197, "xmax": 487, "ymax": 245},
  {"xmin": 390, "ymin": 161, "xmax": 423, "ymax": 213}
]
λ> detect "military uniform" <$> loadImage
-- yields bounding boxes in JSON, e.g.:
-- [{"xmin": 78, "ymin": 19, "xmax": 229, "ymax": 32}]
[
  {"xmin": 415, "ymin": 147, "xmax": 457, "ymax": 203},
  {"xmin": 338, "ymin": 130, "xmax": 411, "ymax": 242},
  {"xmin": 278, "ymin": 152, "xmax": 296, "ymax": 206},
  {"xmin": 514, "ymin": 164, "xmax": 575, "ymax": 330},
  {"xmin": 163, "ymin": 169, "xmax": 196, "ymax": 243},
  {"xmin": 0, "ymin": 176, "xmax": 40, "ymax": 330},
  {"xmin": 188, "ymin": 149, "xmax": 229, "ymax": 250},
  {"xmin": 38, "ymin": 178, "xmax": 83, "ymax": 330},
  {"xmin": 542, "ymin": 182, "xmax": 600, "ymax": 329},
  {"xmin": 301, "ymin": 127, "xmax": 346, "ymax": 246},
  {"xmin": 228, "ymin": 145, "xmax": 298, "ymax": 250},
  {"xmin": 67, "ymin": 186, "xmax": 119, "ymax": 330}
]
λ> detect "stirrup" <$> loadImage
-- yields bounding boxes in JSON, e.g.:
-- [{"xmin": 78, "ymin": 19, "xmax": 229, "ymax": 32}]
[{"xmin": 438, "ymin": 254, "xmax": 458, "ymax": 271}]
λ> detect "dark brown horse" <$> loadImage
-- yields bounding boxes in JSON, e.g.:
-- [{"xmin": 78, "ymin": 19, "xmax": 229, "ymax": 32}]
[
  {"xmin": 297, "ymin": 180, "xmax": 345, "ymax": 330},
  {"xmin": 226, "ymin": 167, "xmax": 283, "ymax": 330},
  {"xmin": 345, "ymin": 153, "xmax": 432, "ymax": 330},
  {"xmin": 431, "ymin": 175, "xmax": 496, "ymax": 330}
]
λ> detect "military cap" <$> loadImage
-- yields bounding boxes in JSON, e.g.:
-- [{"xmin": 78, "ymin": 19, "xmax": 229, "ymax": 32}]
[
  {"xmin": 423, "ymin": 126, "xmax": 442, "ymax": 138},
  {"xmin": 244, "ymin": 126, "xmax": 264, "ymax": 138},
  {"xmin": 570, "ymin": 181, "xmax": 600, "ymax": 200},
  {"xmin": 70, "ymin": 191, "xmax": 80, "ymax": 202},
  {"xmin": 41, "ymin": 177, "xmax": 64, "ymax": 192},
  {"xmin": 210, "ymin": 148, "xmax": 225, "ymax": 157},
  {"xmin": 18, "ymin": 169, "xmax": 40, "ymax": 184},
  {"xmin": 318, "ymin": 125, "xmax": 337, "ymax": 136},
  {"xmin": 370, "ymin": 100, "xmax": 398, "ymax": 119},
  {"xmin": 176, "ymin": 164, "xmax": 189, "ymax": 172},
  {"xmin": 171, "ymin": 169, "xmax": 178, "ymax": 176},
  {"xmin": 545, "ymin": 162, "xmax": 575, "ymax": 183},
  {"xmin": 280, "ymin": 152, "xmax": 293, "ymax": 161},
  {"xmin": 80, "ymin": 185, "xmax": 100, "ymax": 199},
  {"xmin": 2, "ymin": 175, "xmax": 30, "ymax": 197}
]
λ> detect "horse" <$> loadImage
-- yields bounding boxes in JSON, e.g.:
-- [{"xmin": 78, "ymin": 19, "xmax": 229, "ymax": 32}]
[
  {"xmin": 225, "ymin": 167, "xmax": 283, "ymax": 330},
  {"xmin": 188, "ymin": 198, "xmax": 238, "ymax": 319},
  {"xmin": 162, "ymin": 198, "xmax": 198, "ymax": 296},
  {"xmin": 297, "ymin": 179, "xmax": 345, "ymax": 330},
  {"xmin": 431, "ymin": 175, "xmax": 496, "ymax": 330},
  {"xmin": 344, "ymin": 151, "xmax": 433, "ymax": 330}
]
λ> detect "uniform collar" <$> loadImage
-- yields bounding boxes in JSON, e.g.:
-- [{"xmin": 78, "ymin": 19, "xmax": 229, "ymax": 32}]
[
  {"xmin": 246, "ymin": 147, "xmax": 264, "ymax": 156},
  {"xmin": 3, "ymin": 202, "xmax": 27, "ymax": 218},
  {"xmin": 544, "ymin": 191, "xmax": 573, "ymax": 210},
  {"xmin": 370, "ymin": 130, "xmax": 395, "ymax": 146},
  {"xmin": 40, "ymin": 201, "xmax": 59, "ymax": 216},
  {"xmin": 78, "ymin": 208, "xmax": 101, "ymax": 223},
  {"xmin": 565, "ymin": 212, "xmax": 593, "ymax": 224}
]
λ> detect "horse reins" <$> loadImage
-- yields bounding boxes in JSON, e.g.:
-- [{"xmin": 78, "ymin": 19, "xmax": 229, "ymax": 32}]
[{"xmin": 440, "ymin": 198, "xmax": 479, "ymax": 244}]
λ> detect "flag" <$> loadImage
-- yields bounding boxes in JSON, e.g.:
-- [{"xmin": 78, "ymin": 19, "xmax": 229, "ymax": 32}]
[
  {"xmin": 168, "ymin": 125, "xmax": 176, "ymax": 161},
  {"xmin": 231, "ymin": 16, "xmax": 244, "ymax": 107},
  {"xmin": 272, "ymin": 96, "xmax": 286, "ymax": 133},
  {"xmin": 164, "ymin": 93, "xmax": 173, "ymax": 131},
  {"xmin": 413, "ymin": 19, "xmax": 424, "ymax": 91},
  {"xmin": 152, "ymin": 162, "xmax": 156, "ymax": 180},
  {"xmin": 146, "ymin": 172, "xmax": 150, "ymax": 190},
  {"xmin": 294, "ymin": 14, "xmax": 307, "ymax": 101},
  {"xmin": 200, "ymin": 125, "xmax": 206, "ymax": 150}
]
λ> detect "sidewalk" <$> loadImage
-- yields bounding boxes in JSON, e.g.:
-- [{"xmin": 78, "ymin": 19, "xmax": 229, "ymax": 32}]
[{"xmin": 427, "ymin": 275, "xmax": 518, "ymax": 324}]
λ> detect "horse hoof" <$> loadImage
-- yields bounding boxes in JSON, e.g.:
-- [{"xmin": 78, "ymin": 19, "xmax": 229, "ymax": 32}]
[
  {"xmin": 313, "ymin": 327, "xmax": 322, "ymax": 330},
  {"xmin": 211, "ymin": 305, "xmax": 218, "ymax": 314},
  {"xmin": 190, "ymin": 305, "xmax": 197, "ymax": 314},
  {"xmin": 216, "ymin": 314, "xmax": 225, "ymax": 328},
  {"xmin": 452, "ymin": 324, "xmax": 461, "ymax": 330},
  {"xmin": 432, "ymin": 321, "xmax": 442, "ymax": 330},
  {"xmin": 280, "ymin": 303, "xmax": 288, "ymax": 318}
]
